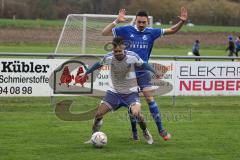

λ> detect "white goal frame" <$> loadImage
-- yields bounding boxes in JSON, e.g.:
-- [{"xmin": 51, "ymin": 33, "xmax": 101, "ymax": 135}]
[{"xmin": 55, "ymin": 14, "xmax": 153, "ymax": 54}]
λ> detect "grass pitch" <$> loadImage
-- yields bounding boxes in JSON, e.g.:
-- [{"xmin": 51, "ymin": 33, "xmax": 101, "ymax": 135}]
[
  {"xmin": 0, "ymin": 96, "xmax": 240, "ymax": 160},
  {"xmin": 0, "ymin": 43, "xmax": 228, "ymax": 57},
  {"xmin": 0, "ymin": 21, "xmax": 239, "ymax": 159}
]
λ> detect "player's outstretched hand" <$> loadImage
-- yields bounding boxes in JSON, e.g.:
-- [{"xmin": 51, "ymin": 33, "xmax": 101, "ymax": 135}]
[
  {"xmin": 116, "ymin": 9, "xmax": 126, "ymax": 23},
  {"xmin": 178, "ymin": 7, "xmax": 188, "ymax": 22}
]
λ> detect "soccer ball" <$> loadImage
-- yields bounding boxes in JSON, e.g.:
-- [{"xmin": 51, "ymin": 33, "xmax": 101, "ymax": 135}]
[
  {"xmin": 91, "ymin": 132, "xmax": 107, "ymax": 148},
  {"xmin": 188, "ymin": 51, "xmax": 193, "ymax": 56}
]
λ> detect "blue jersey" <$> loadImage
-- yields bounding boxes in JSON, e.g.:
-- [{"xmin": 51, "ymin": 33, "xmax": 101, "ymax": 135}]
[{"xmin": 112, "ymin": 25, "xmax": 165, "ymax": 62}]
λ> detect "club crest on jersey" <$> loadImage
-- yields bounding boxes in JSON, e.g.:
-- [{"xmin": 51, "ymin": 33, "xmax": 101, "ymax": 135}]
[{"xmin": 142, "ymin": 35, "xmax": 148, "ymax": 40}]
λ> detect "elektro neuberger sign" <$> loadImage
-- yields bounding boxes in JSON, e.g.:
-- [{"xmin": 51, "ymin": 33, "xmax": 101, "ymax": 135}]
[{"xmin": 175, "ymin": 61, "xmax": 240, "ymax": 96}]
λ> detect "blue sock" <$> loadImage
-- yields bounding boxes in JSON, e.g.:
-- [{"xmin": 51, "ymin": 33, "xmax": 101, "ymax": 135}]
[
  {"xmin": 148, "ymin": 101, "xmax": 164, "ymax": 133},
  {"xmin": 128, "ymin": 110, "xmax": 137, "ymax": 133}
]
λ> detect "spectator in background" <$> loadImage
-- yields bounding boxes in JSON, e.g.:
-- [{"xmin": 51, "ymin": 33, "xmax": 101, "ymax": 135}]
[
  {"xmin": 235, "ymin": 36, "xmax": 240, "ymax": 57},
  {"xmin": 192, "ymin": 40, "xmax": 200, "ymax": 61},
  {"xmin": 226, "ymin": 36, "xmax": 236, "ymax": 61}
]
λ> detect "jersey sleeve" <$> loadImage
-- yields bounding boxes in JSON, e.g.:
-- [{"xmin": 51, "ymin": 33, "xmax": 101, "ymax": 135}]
[
  {"xmin": 151, "ymin": 28, "xmax": 165, "ymax": 40},
  {"xmin": 112, "ymin": 26, "xmax": 127, "ymax": 37},
  {"xmin": 131, "ymin": 53, "xmax": 144, "ymax": 67},
  {"xmin": 100, "ymin": 53, "xmax": 113, "ymax": 65}
]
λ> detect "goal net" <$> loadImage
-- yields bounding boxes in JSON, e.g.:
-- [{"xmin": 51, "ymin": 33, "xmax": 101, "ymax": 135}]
[{"xmin": 55, "ymin": 14, "xmax": 153, "ymax": 55}]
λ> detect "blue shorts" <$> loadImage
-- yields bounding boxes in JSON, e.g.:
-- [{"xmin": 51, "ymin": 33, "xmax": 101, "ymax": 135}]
[
  {"xmin": 136, "ymin": 70, "xmax": 152, "ymax": 90},
  {"xmin": 101, "ymin": 90, "xmax": 140, "ymax": 111}
]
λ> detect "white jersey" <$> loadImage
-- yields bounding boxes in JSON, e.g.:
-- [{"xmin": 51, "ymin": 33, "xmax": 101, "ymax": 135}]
[{"xmin": 100, "ymin": 50, "xmax": 144, "ymax": 94}]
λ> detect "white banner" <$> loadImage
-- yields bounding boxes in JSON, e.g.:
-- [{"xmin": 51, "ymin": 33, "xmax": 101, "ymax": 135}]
[
  {"xmin": 0, "ymin": 59, "xmax": 52, "ymax": 96},
  {"xmin": 175, "ymin": 61, "xmax": 240, "ymax": 96},
  {"xmin": 149, "ymin": 60, "xmax": 175, "ymax": 96},
  {"xmin": 0, "ymin": 58, "xmax": 112, "ymax": 96},
  {"xmin": 0, "ymin": 59, "xmax": 239, "ymax": 96}
]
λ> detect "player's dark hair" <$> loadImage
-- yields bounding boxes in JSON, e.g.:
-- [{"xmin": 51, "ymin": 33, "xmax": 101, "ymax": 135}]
[
  {"xmin": 136, "ymin": 10, "xmax": 148, "ymax": 18},
  {"xmin": 112, "ymin": 37, "xmax": 124, "ymax": 48}
]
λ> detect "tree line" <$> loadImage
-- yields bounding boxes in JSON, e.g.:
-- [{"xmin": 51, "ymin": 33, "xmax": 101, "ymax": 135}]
[{"xmin": 0, "ymin": 0, "xmax": 240, "ymax": 26}]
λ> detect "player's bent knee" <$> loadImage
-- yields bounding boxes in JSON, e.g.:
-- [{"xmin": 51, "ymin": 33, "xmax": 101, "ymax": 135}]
[
  {"xmin": 145, "ymin": 96, "xmax": 154, "ymax": 103},
  {"xmin": 136, "ymin": 114, "xmax": 144, "ymax": 122},
  {"xmin": 131, "ymin": 110, "xmax": 140, "ymax": 117},
  {"xmin": 130, "ymin": 102, "xmax": 141, "ymax": 117},
  {"xmin": 143, "ymin": 92, "xmax": 154, "ymax": 102}
]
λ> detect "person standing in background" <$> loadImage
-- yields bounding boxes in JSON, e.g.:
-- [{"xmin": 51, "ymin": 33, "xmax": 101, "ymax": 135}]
[
  {"xmin": 226, "ymin": 36, "xmax": 236, "ymax": 61},
  {"xmin": 235, "ymin": 36, "xmax": 240, "ymax": 57},
  {"xmin": 192, "ymin": 40, "xmax": 200, "ymax": 61}
]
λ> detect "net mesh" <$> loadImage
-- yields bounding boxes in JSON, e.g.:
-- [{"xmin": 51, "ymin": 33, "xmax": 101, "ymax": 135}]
[{"xmin": 55, "ymin": 14, "xmax": 138, "ymax": 55}]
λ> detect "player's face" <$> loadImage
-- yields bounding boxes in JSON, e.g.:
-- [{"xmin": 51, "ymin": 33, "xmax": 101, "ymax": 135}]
[
  {"xmin": 113, "ymin": 45, "xmax": 125, "ymax": 61},
  {"xmin": 135, "ymin": 16, "xmax": 148, "ymax": 31}
]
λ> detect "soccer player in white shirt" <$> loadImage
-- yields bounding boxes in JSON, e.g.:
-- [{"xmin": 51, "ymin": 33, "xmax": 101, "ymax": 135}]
[{"xmin": 84, "ymin": 37, "xmax": 160, "ymax": 144}]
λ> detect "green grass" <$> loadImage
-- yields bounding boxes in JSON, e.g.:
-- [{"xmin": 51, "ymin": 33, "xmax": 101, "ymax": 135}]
[
  {"xmin": 0, "ymin": 18, "xmax": 63, "ymax": 28},
  {"xmin": 0, "ymin": 43, "xmax": 228, "ymax": 59},
  {"xmin": 151, "ymin": 48, "xmax": 227, "ymax": 56},
  {"xmin": 0, "ymin": 96, "xmax": 240, "ymax": 160},
  {"xmin": 0, "ymin": 21, "xmax": 239, "ymax": 159},
  {"xmin": 0, "ymin": 43, "xmax": 56, "ymax": 53}
]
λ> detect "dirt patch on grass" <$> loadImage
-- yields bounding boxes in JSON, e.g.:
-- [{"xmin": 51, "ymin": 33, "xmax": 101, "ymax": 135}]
[{"xmin": 0, "ymin": 28, "xmax": 61, "ymax": 44}]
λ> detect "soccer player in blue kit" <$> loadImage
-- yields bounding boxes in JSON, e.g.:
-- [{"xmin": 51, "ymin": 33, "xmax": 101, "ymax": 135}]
[
  {"xmin": 84, "ymin": 37, "xmax": 159, "ymax": 144},
  {"xmin": 102, "ymin": 7, "xmax": 188, "ymax": 141}
]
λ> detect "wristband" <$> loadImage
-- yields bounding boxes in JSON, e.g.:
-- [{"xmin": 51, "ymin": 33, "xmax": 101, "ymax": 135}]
[
  {"xmin": 112, "ymin": 20, "xmax": 118, "ymax": 26},
  {"xmin": 180, "ymin": 19, "xmax": 186, "ymax": 23}
]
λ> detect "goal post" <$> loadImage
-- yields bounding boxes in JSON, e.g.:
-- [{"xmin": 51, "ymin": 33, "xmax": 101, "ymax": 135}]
[{"xmin": 55, "ymin": 14, "xmax": 153, "ymax": 55}]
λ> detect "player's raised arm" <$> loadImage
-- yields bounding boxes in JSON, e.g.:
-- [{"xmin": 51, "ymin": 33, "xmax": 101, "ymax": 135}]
[
  {"xmin": 102, "ymin": 9, "xmax": 126, "ymax": 36},
  {"xmin": 164, "ymin": 7, "xmax": 188, "ymax": 35}
]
